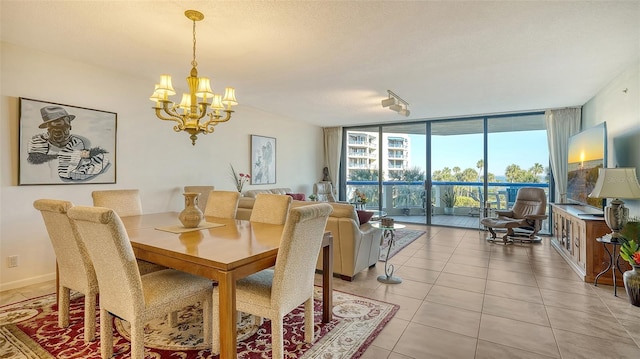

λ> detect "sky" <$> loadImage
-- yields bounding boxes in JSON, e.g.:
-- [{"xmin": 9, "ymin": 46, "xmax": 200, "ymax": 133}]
[{"xmin": 409, "ymin": 130, "xmax": 549, "ymax": 177}]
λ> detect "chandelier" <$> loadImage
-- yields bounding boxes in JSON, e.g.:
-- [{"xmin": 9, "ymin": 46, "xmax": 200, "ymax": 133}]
[{"xmin": 150, "ymin": 10, "xmax": 237, "ymax": 145}]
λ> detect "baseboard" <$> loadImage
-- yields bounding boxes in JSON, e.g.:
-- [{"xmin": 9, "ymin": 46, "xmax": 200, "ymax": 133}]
[{"xmin": 0, "ymin": 272, "xmax": 55, "ymax": 292}]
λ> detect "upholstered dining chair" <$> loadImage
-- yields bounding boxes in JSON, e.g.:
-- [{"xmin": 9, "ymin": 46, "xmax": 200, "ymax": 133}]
[
  {"xmin": 91, "ymin": 189, "xmax": 142, "ymax": 217},
  {"xmin": 33, "ymin": 199, "xmax": 98, "ymax": 343},
  {"xmin": 184, "ymin": 185, "xmax": 215, "ymax": 213},
  {"xmin": 67, "ymin": 206, "xmax": 213, "ymax": 359},
  {"xmin": 480, "ymin": 187, "xmax": 548, "ymax": 244},
  {"xmin": 249, "ymin": 193, "xmax": 293, "ymax": 225},
  {"xmin": 313, "ymin": 181, "xmax": 336, "ymax": 202},
  {"xmin": 91, "ymin": 189, "xmax": 164, "ymax": 274},
  {"xmin": 203, "ymin": 190, "xmax": 240, "ymax": 218},
  {"xmin": 212, "ymin": 203, "xmax": 333, "ymax": 358}
]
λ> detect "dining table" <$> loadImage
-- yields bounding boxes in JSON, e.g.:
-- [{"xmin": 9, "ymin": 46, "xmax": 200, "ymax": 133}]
[{"xmin": 119, "ymin": 212, "xmax": 333, "ymax": 359}]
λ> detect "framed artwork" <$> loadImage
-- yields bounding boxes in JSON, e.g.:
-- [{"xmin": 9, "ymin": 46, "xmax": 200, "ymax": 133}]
[
  {"xmin": 18, "ymin": 98, "xmax": 117, "ymax": 185},
  {"xmin": 251, "ymin": 135, "xmax": 276, "ymax": 185}
]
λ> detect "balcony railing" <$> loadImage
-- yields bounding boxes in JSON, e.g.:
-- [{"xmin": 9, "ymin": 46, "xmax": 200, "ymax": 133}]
[{"xmin": 344, "ymin": 180, "xmax": 550, "ymax": 232}]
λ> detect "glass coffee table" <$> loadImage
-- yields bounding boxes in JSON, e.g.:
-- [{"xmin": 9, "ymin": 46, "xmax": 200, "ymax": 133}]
[{"xmin": 371, "ymin": 222, "xmax": 406, "ymax": 284}]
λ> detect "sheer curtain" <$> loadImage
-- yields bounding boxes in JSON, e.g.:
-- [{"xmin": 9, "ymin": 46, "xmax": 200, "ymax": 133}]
[
  {"xmin": 546, "ymin": 108, "xmax": 581, "ymax": 203},
  {"xmin": 323, "ymin": 127, "xmax": 342, "ymax": 198}
]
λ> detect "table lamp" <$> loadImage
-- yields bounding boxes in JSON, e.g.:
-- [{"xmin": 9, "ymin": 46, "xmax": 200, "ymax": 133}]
[{"xmin": 589, "ymin": 168, "xmax": 640, "ymax": 242}]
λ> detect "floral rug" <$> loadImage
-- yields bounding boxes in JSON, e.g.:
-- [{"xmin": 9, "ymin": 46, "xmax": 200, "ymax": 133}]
[
  {"xmin": 379, "ymin": 229, "xmax": 425, "ymax": 261},
  {"xmin": 0, "ymin": 287, "xmax": 398, "ymax": 358}
]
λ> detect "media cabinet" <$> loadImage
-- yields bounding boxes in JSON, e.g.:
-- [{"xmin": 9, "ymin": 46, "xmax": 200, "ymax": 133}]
[{"xmin": 550, "ymin": 203, "xmax": 629, "ymax": 286}]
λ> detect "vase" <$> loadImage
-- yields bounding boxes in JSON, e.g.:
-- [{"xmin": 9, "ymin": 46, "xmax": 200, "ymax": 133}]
[
  {"xmin": 623, "ymin": 265, "xmax": 640, "ymax": 307},
  {"xmin": 179, "ymin": 192, "xmax": 203, "ymax": 228}
]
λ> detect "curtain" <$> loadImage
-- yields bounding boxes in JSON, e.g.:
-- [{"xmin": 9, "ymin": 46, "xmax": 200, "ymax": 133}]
[
  {"xmin": 545, "ymin": 108, "xmax": 581, "ymax": 203},
  {"xmin": 323, "ymin": 127, "xmax": 342, "ymax": 197}
]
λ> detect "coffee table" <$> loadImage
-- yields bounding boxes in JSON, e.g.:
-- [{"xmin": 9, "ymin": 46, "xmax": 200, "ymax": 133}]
[{"xmin": 371, "ymin": 222, "xmax": 406, "ymax": 284}]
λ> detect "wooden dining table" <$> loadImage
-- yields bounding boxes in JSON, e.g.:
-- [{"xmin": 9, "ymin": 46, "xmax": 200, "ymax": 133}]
[{"xmin": 120, "ymin": 212, "xmax": 333, "ymax": 359}]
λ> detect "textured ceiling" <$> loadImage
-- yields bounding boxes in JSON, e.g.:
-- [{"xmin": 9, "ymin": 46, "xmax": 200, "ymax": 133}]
[{"xmin": 2, "ymin": 1, "xmax": 638, "ymax": 127}]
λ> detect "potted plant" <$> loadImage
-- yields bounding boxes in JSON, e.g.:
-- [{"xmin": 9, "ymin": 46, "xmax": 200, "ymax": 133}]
[
  {"xmin": 441, "ymin": 188, "xmax": 456, "ymax": 215},
  {"xmin": 619, "ymin": 225, "xmax": 640, "ymax": 307}
]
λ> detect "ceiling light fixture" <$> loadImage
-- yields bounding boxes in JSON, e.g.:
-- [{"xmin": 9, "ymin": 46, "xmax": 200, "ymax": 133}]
[
  {"xmin": 149, "ymin": 10, "xmax": 237, "ymax": 145},
  {"xmin": 381, "ymin": 90, "xmax": 410, "ymax": 117}
]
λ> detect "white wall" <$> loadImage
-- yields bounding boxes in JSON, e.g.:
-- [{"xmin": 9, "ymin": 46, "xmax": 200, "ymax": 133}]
[
  {"xmin": 582, "ymin": 61, "xmax": 640, "ymax": 216},
  {"xmin": 0, "ymin": 42, "xmax": 323, "ymax": 290}
]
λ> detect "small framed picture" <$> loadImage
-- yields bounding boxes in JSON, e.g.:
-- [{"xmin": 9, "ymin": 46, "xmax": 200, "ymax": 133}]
[
  {"xmin": 250, "ymin": 135, "xmax": 276, "ymax": 185},
  {"xmin": 18, "ymin": 98, "xmax": 117, "ymax": 185}
]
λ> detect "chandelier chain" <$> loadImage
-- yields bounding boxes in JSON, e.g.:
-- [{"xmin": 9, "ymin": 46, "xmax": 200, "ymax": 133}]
[{"xmin": 191, "ymin": 18, "xmax": 197, "ymax": 68}]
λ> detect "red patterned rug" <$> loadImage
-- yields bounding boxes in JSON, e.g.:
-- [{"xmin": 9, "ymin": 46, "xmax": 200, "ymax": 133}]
[{"xmin": 0, "ymin": 287, "xmax": 397, "ymax": 358}]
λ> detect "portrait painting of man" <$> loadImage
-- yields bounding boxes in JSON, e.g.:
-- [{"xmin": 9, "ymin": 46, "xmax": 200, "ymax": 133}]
[{"xmin": 19, "ymin": 98, "xmax": 116, "ymax": 185}]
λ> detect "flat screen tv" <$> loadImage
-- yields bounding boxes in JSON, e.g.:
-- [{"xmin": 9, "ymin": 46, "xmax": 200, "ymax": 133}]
[{"xmin": 566, "ymin": 122, "xmax": 607, "ymax": 209}]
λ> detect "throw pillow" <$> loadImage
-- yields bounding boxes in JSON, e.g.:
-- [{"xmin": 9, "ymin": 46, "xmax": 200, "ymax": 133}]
[
  {"xmin": 286, "ymin": 193, "xmax": 306, "ymax": 201},
  {"xmin": 356, "ymin": 210, "xmax": 374, "ymax": 225}
]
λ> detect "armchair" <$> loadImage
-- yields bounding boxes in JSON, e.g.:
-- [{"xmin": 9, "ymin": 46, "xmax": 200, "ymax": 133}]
[
  {"xmin": 480, "ymin": 187, "xmax": 548, "ymax": 244},
  {"xmin": 313, "ymin": 181, "xmax": 336, "ymax": 202}
]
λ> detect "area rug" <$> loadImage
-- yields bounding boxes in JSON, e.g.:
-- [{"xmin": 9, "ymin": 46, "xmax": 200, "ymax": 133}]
[
  {"xmin": 0, "ymin": 287, "xmax": 398, "ymax": 358},
  {"xmin": 379, "ymin": 229, "xmax": 426, "ymax": 261}
]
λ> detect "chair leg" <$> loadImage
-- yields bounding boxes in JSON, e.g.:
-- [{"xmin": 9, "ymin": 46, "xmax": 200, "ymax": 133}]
[
  {"xmin": 99, "ymin": 308, "xmax": 114, "ymax": 359},
  {"xmin": 130, "ymin": 319, "xmax": 145, "ymax": 359},
  {"xmin": 83, "ymin": 292, "xmax": 97, "ymax": 342},
  {"xmin": 58, "ymin": 286, "xmax": 70, "ymax": 328},
  {"xmin": 271, "ymin": 317, "xmax": 284, "ymax": 359},
  {"xmin": 168, "ymin": 311, "xmax": 178, "ymax": 327},
  {"xmin": 304, "ymin": 297, "xmax": 314, "ymax": 343}
]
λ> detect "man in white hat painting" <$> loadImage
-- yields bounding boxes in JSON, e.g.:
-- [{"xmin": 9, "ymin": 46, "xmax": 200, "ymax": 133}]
[{"xmin": 27, "ymin": 105, "xmax": 109, "ymax": 181}]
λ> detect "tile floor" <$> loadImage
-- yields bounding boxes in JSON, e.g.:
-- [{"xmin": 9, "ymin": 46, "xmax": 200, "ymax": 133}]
[{"xmin": 2, "ymin": 225, "xmax": 640, "ymax": 358}]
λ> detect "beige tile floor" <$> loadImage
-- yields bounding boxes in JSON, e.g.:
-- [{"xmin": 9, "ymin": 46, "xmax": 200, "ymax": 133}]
[{"xmin": 3, "ymin": 225, "xmax": 640, "ymax": 358}]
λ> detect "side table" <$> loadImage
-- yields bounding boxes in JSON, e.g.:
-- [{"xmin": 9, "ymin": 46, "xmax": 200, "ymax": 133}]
[
  {"xmin": 594, "ymin": 235, "xmax": 625, "ymax": 296},
  {"xmin": 371, "ymin": 222, "xmax": 406, "ymax": 284}
]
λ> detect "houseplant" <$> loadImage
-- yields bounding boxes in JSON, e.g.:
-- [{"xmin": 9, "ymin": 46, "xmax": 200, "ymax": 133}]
[
  {"xmin": 619, "ymin": 224, "xmax": 640, "ymax": 306},
  {"xmin": 441, "ymin": 188, "xmax": 456, "ymax": 215}
]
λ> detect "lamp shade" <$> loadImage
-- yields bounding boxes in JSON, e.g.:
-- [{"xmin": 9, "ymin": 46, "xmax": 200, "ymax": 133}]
[{"xmin": 589, "ymin": 168, "xmax": 640, "ymax": 199}]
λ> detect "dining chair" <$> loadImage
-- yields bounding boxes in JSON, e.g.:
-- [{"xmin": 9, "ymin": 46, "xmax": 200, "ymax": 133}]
[
  {"xmin": 203, "ymin": 190, "xmax": 240, "ymax": 218},
  {"xmin": 212, "ymin": 203, "xmax": 333, "ymax": 358},
  {"xmin": 33, "ymin": 199, "xmax": 99, "ymax": 343},
  {"xmin": 91, "ymin": 189, "xmax": 164, "ymax": 274},
  {"xmin": 67, "ymin": 205, "xmax": 213, "ymax": 359},
  {"xmin": 184, "ymin": 185, "xmax": 215, "ymax": 213},
  {"xmin": 249, "ymin": 193, "xmax": 292, "ymax": 225},
  {"xmin": 91, "ymin": 189, "xmax": 142, "ymax": 217}
]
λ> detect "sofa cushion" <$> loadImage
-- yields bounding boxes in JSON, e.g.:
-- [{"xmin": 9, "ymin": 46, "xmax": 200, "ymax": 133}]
[
  {"xmin": 356, "ymin": 210, "xmax": 374, "ymax": 225},
  {"xmin": 242, "ymin": 188, "xmax": 292, "ymax": 198}
]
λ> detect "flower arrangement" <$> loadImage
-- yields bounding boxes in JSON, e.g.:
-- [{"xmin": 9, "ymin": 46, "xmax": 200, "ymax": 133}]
[
  {"xmin": 308, "ymin": 194, "xmax": 317, "ymax": 201},
  {"xmin": 354, "ymin": 189, "xmax": 368, "ymax": 204},
  {"xmin": 230, "ymin": 164, "xmax": 250, "ymax": 192},
  {"xmin": 620, "ymin": 217, "xmax": 640, "ymax": 267},
  {"xmin": 620, "ymin": 238, "xmax": 640, "ymax": 267}
]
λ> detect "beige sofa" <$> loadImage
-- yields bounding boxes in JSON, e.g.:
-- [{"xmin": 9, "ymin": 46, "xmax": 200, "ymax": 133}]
[
  {"xmin": 295, "ymin": 201, "xmax": 381, "ymax": 281},
  {"xmin": 237, "ymin": 194, "xmax": 381, "ymax": 280}
]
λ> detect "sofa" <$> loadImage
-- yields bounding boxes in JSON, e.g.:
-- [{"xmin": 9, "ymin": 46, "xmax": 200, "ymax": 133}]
[{"xmin": 237, "ymin": 192, "xmax": 382, "ymax": 280}]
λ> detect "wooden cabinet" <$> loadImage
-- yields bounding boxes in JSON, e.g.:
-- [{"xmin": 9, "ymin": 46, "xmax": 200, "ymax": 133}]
[{"xmin": 550, "ymin": 204, "xmax": 628, "ymax": 286}]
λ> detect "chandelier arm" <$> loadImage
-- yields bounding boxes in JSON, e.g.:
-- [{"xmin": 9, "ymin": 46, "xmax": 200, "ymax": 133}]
[
  {"xmin": 154, "ymin": 107, "xmax": 183, "ymax": 125},
  {"xmin": 202, "ymin": 110, "xmax": 233, "ymax": 132}
]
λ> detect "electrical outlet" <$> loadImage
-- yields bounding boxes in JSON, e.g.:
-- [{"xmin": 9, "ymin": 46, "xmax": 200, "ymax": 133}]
[{"xmin": 8, "ymin": 255, "xmax": 18, "ymax": 268}]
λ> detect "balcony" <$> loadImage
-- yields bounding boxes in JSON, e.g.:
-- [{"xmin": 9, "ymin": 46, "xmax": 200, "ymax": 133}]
[{"xmin": 345, "ymin": 180, "xmax": 550, "ymax": 232}]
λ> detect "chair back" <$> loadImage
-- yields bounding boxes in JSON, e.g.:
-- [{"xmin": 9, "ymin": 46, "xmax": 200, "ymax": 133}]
[
  {"xmin": 511, "ymin": 187, "xmax": 547, "ymax": 219},
  {"xmin": 250, "ymin": 193, "xmax": 292, "ymax": 225},
  {"xmin": 92, "ymin": 189, "xmax": 142, "ymax": 217},
  {"xmin": 272, "ymin": 203, "xmax": 333, "ymax": 310},
  {"xmin": 313, "ymin": 181, "xmax": 336, "ymax": 202},
  {"xmin": 184, "ymin": 185, "xmax": 215, "ymax": 212},
  {"xmin": 33, "ymin": 199, "xmax": 97, "ymax": 289},
  {"xmin": 204, "ymin": 190, "xmax": 240, "ymax": 218},
  {"xmin": 67, "ymin": 206, "xmax": 144, "ymax": 319}
]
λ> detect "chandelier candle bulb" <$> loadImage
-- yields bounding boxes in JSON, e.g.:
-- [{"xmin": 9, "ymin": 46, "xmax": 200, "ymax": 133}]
[{"xmin": 150, "ymin": 10, "xmax": 237, "ymax": 145}]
